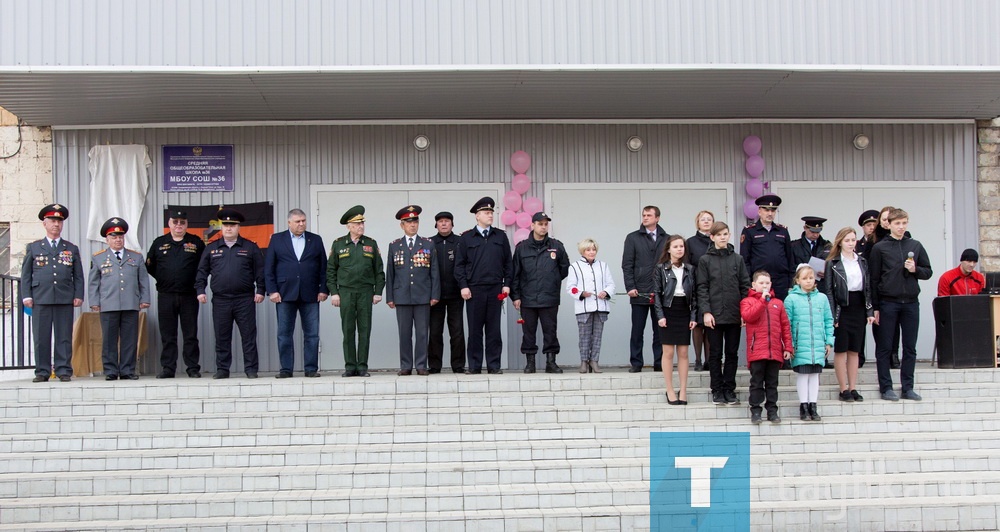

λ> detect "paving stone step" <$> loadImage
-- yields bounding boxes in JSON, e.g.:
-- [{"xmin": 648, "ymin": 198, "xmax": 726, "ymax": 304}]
[{"xmin": 1, "ymin": 393, "xmax": 995, "ymax": 437}]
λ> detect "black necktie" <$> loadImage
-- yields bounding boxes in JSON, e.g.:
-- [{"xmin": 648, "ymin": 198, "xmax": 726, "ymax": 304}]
[
  {"xmin": 407, "ymin": 238, "xmax": 414, "ymax": 250},
  {"xmin": 50, "ymin": 240, "xmax": 56, "ymax": 248},
  {"xmin": 483, "ymin": 229, "xmax": 489, "ymax": 239},
  {"xmin": 115, "ymin": 251, "xmax": 122, "ymax": 263}
]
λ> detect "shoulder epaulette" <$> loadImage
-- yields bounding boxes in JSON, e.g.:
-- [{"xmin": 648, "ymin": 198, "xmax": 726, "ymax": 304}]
[
  {"xmin": 775, "ymin": 223, "xmax": 787, "ymax": 229},
  {"xmin": 127, "ymin": 248, "xmax": 140, "ymax": 254},
  {"xmin": 745, "ymin": 223, "xmax": 756, "ymax": 229},
  {"xmin": 92, "ymin": 249, "xmax": 105, "ymax": 256}
]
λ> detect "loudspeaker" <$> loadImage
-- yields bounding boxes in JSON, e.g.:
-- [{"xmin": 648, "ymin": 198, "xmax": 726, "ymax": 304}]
[{"xmin": 933, "ymin": 295, "xmax": 996, "ymax": 369}]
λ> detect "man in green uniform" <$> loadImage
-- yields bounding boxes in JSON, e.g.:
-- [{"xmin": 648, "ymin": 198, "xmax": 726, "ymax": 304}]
[{"xmin": 327, "ymin": 205, "xmax": 385, "ymax": 377}]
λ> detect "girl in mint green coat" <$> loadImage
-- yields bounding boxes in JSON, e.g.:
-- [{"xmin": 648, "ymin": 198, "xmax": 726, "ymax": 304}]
[{"xmin": 784, "ymin": 264, "xmax": 835, "ymax": 422}]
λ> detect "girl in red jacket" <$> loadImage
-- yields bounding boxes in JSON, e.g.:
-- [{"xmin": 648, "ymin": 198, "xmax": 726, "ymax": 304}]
[{"xmin": 740, "ymin": 271, "xmax": 793, "ymax": 424}]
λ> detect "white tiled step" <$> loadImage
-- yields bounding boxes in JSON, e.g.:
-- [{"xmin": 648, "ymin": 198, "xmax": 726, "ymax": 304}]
[{"xmin": 751, "ymin": 494, "xmax": 1000, "ymax": 531}]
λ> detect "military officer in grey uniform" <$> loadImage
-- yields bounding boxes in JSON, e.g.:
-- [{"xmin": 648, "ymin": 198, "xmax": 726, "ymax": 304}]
[
  {"xmin": 88, "ymin": 218, "xmax": 151, "ymax": 380},
  {"xmin": 21, "ymin": 204, "xmax": 86, "ymax": 382},
  {"xmin": 385, "ymin": 205, "xmax": 441, "ymax": 375}
]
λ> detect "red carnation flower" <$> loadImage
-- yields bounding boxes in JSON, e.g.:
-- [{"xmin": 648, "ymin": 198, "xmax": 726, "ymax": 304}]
[
  {"xmin": 571, "ymin": 287, "xmax": 580, "ymax": 295},
  {"xmin": 517, "ymin": 318, "xmax": 525, "ymax": 324},
  {"xmin": 497, "ymin": 292, "xmax": 508, "ymax": 301}
]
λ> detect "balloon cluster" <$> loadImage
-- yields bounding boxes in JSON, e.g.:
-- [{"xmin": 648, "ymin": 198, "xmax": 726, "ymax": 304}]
[
  {"xmin": 742, "ymin": 136, "xmax": 768, "ymax": 219},
  {"xmin": 501, "ymin": 150, "xmax": 544, "ymax": 244}
]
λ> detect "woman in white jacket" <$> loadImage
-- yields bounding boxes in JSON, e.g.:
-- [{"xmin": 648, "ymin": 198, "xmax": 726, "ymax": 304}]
[{"xmin": 565, "ymin": 239, "xmax": 616, "ymax": 373}]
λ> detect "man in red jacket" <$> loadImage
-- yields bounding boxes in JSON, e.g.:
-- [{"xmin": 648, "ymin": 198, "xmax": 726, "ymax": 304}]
[
  {"xmin": 937, "ymin": 248, "xmax": 985, "ymax": 296},
  {"xmin": 740, "ymin": 271, "xmax": 793, "ymax": 424}
]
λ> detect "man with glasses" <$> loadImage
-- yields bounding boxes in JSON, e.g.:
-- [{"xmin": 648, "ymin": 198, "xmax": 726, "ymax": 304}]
[
  {"xmin": 146, "ymin": 210, "xmax": 206, "ymax": 378},
  {"xmin": 89, "ymin": 218, "xmax": 151, "ymax": 380},
  {"xmin": 740, "ymin": 195, "xmax": 794, "ymax": 301}
]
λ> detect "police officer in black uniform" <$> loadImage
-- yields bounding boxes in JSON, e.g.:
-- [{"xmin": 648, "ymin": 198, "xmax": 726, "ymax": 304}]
[
  {"xmin": 740, "ymin": 194, "xmax": 794, "ymax": 300},
  {"xmin": 195, "ymin": 208, "xmax": 265, "ymax": 379},
  {"xmin": 429, "ymin": 211, "xmax": 466, "ymax": 374},
  {"xmin": 454, "ymin": 197, "xmax": 513, "ymax": 374},
  {"xmin": 857, "ymin": 209, "xmax": 880, "ymax": 258},
  {"xmin": 146, "ymin": 210, "xmax": 206, "ymax": 378},
  {"xmin": 791, "ymin": 216, "xmax": 832, "ymax": 293}
]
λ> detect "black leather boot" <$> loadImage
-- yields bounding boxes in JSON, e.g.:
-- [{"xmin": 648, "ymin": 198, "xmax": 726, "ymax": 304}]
[
  {"xmin": 808, "ymin": 402, "xmax": 822, "ymax": 421},
  {"xmin": 799, "ymin": 403, "xmax": 809, "ymax": 421},
  {"xmin": 545, "ymin": 353, "xmax": 563, "ymax": 374},
  {"xmin": 524, "ymin": 355, "xmax": 536, "ymax": 374}
]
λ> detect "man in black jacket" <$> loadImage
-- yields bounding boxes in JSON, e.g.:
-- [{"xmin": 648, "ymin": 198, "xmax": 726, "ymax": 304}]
[
  {"xmin": 428, "ymin": 212, "xmax": 466, "ymax": 374},
  {"xmin": 869, "ymin": 208, "xmax": 932, "ymax": 402},
  {"xmin": 512, "ymin": 212, "xmax": 570, "ymax": 374},
  {"xmin": 621, "ymin": 206, "xmax": 668, "ymax": 372}
]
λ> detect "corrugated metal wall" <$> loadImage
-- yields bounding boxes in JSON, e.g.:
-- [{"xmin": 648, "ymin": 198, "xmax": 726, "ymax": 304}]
[
  {"xmin": 53, "ymin": 121, "xmax": 977, "ymax": 372},
  {"xmin": 4, "ymin": 0, "xmax": 999, "ymax": 67}
]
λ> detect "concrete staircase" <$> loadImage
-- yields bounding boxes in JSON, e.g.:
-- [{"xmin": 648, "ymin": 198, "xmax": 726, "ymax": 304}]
[{"xmin": 0, "ymin": 364, "xmax": 997, "ymax": 531}]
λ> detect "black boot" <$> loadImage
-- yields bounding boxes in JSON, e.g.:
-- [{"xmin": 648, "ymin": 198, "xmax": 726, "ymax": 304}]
[
  {"xmin": 808, "ymin": 402, "xmax": 821, "ymax": 421},
  {"xmin": 545, "ymin": 353, "xmax": 563, "ymax": 374},
  {"xmin": 524, "ymin": 355, "xmax": 536, "ymax": 374},
  {"xmin": 799, "ymin": 403, "xmax": 809, "ymax": 421}
]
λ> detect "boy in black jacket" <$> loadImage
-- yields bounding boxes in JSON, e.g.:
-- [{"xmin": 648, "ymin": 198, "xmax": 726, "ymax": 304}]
[{"xmin": 868, "ymin": 208, "xmax": 932, "ymax": 402}]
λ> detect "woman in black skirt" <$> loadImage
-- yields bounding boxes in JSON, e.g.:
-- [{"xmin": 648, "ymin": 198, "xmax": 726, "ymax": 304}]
[
  {"xmin": 653, "ymin": 235, "xmax": 697, "ymax": 405},
  {"xmin": 824, "ymin": 227, "xmax": 875, "ymax": 402}
]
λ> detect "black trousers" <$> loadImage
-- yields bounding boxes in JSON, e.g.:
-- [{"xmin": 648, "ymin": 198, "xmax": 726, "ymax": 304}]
[
  {"xmin": 396, "ymin": 304, "xmax": 431, "ymax": 371},
  {"xmin": 520, "ymin": 306, "xmax": 560, "ymax": 356},
  {"xmin": 749, "ymin": 359, "xmax": 781, "ymax": 415},
  {"xmin": 157, "ymin": 292, "xmax": 201, "ymax": 374},
  {"xmin": 100, "ymin": 310, "xmax": 139, "ymax": 377},
  {"xmin": 629, "ymin": 303, "xmax": 661, "ymax": 369},
  {"xmin": 212, "ymin": 296, "xmax": 259, "ymax": 374},
  {"xmin": 32, "ymin": 303, "xmax": 74, "ymax": 378},
  {"xmin": 706, "ymin": 323, "xmax": 740, "ymax": 394},
  {"xmin": 429, "ymin": 297, "xmax": 465, "ymax": 371},
  {"xmin": 465, "ymin": 283, "xmax": 503, "ymax": 371}
]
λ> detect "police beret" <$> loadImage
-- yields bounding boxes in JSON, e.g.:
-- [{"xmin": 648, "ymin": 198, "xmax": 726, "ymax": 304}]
[
  {"xmin": 100, "ymin": 217, "xmax": 129, "ymax": 237},
  {"xmin": 858, "ymin": 209, "xmax": 880, "ymax": 227},
  {"xmin": 755, "ymin": 195, "xmax": 782, "ymax": 208},
  {"xmin": 470, "ymin": 197, "xmax": 496, "ymax": 214},
  {"xmin": 340, "ymin": 205, "xmax": 366, "ymax": 225},
  {"xmin": 434, "ymin": 211, "xmax": 453, "ymax": 222},
  {"xmin": 531, "ymin": 212, "xmax": 551, "ymax": 223},
  {"xmin": 38, "ymin": 204, "xmax": 69, "ymax": 221},
  {"xmin": 801, "ymin": 216, "xmax": 827, "ymax": 232},
  {"xmin": 396, "ymin": 205, "xmax": 422, "ymax": 221},
  {"xmin": 216, "ymin": 208, "xmax": 245, "ymax": 224},
  {"xmin": 168, "ymin": 210, "xmax": 188, "ymax": 220}
]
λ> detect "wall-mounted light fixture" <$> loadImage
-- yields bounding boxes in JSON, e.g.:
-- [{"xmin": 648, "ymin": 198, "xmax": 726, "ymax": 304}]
[
  {"xmin": 852, "ymin": 134, "xmax": 871, "ymax": 150},
  {"xmin": 626, "ymin": 136, "xmax": 644, "ymax": 152},
  {"xmin": 413, "ymin": 135, "xmax": 430, "ymax": 151}
]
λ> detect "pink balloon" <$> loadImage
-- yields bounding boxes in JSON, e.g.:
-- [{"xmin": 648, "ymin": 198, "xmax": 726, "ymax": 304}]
[
  {"xmin": 744, "ymin": 198, "xmax": 759, "ymax": 219},
  {"xmin": 500, "ymin": 209, "xmax": 517, "ymax": 226},
  {"xmin": 522, "ymin": 197, "xmax": 543, "ymax": 215},
  {"xmin": 512, "ymin": 173, "xmax": 531, "ymax": 194},
  {"xmin": 745, "ymin": 178, "xmax": 764, "ymax": 198},
  {"xmin": 514, "ymin": 228, "xmax": 530, "ymax": 245},
  {"xmin": 516, "ymin": 211, "xmax": 533, "ymax": 229},
  {"xmin": 510, "ymin": 151, "xmax": 531, "ymax": 174},
  {"xmin": 743, "ymin": 135, "xmax": 762, "ymax": 156},
  {"xmin": 503, "ymin": 190, "xmax": 523, "ymax": 211},
  {"xmin": 745, "ymin": 155, "xmax": 765, "ymax": 178}
]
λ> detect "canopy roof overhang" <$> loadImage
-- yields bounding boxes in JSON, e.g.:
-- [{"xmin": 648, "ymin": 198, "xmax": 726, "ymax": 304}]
[{"xmin": 1, "ymin": 66, "xmax": 998, "ymax": 126}]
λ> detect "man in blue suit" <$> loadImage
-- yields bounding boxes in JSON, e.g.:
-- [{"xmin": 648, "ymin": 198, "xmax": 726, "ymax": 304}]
[{"xmin": 265, "ymin": 208, "xmax": 330, "ymax": 378}]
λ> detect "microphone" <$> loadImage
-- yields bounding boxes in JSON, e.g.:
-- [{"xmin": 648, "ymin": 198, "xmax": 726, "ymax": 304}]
[
  {"xmin": 907, "ymin": 251, "xmax": 914, "ymax": 260},
  {"xmin": 765, "ymin": 294, "xmax": 771, "ymax": 302}
]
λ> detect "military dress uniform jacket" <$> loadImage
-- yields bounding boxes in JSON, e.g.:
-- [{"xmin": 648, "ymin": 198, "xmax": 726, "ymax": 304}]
[
  {"xmin": 431, "ymin": 232, "xmax": 462, "ymax": 299},
  {"xmin": 146, "ymin": 233, "xmax": 205, "ymax": 294},
  {"xmin": 739, "ymin": 221, "xmax": 794, "ymax": 281},
  {"xmin": 326, "ymin": 235, "xmax": 386, "ymax": 295},
  {"xmin": 88, "ymin": 249, "xmax": 151, "ymax": 311},
  {"xmin": 195, "ymin": 237, "xmax": 265, "ymax": 298},
  {"xmin": 21, "ymin": 239, "xmax": 85, "ymax": 304},
  {"xmin": 385, "ymin": 236, "xmax": 441, "ymax": 305}
]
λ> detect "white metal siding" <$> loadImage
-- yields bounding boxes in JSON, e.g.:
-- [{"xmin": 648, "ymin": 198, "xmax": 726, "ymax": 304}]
[
  {"xmin": 4, "ymin": 0, "xmax": 1000, "ymax": 68},
  {"xmin": 51, "ymin": 121, "xmax": 976, "ymax": 371}
]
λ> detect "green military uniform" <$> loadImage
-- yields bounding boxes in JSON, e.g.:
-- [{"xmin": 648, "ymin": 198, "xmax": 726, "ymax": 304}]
[{"xmin": 327, "ymin": 206, "xmax": 385, "ymax": 375}]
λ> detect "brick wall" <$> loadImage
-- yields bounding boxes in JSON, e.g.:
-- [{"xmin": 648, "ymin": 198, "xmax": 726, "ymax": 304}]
[
  {"xmin": 977, "ymin": 119, "xmax": 1000, "ymax": 272},
  {"xmin": 0, "ymin": 107, "xmax": 53, "ymax": 276}
]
